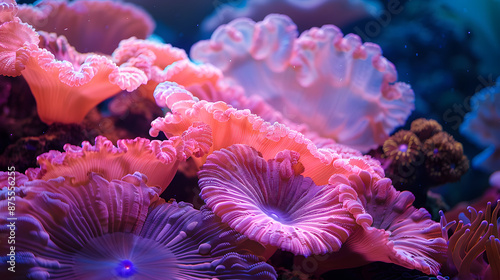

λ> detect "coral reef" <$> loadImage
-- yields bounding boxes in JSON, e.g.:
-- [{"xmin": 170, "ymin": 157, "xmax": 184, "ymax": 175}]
[{"xmin": 1, "ymin": 0, "xmax": 497, "ymax": 279}]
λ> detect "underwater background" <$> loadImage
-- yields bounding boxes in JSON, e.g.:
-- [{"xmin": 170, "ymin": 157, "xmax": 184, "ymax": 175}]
[{"xmin": 1, "ymin": 0, "xmax": 500, "ymax": 279}]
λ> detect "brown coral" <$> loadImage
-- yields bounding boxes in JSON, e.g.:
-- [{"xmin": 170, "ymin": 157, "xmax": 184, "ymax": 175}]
[
  {"xmin": 383, "ymin": 130, "xmax": 423, "ymax": 166},
  {"xmin": 410, "ymin": 118, "xmax": 443, "ymax": 141},
  {"xmin": 382, "ymin": 130, "xmax": 423, "ymax": 188},
  {"xmin": 423, "ymin": 132, "xmax": 469, "ymax": 184}
]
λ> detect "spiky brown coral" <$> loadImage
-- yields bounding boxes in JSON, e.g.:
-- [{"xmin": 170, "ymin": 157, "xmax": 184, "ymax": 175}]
[
  {"xmin": 382, "ymin": 130, "xmax": 423, "ymax": 188},
  {"xmin": 383, "ymin": 130, "xmax": 423, "ymax": 166},
  {"xmin": 373, "ymin": 119, "xmax": 469, "ymax": 207},
  {"xmin": 423, "ymin": 132, "xmax": 469, "ymax": 185}
]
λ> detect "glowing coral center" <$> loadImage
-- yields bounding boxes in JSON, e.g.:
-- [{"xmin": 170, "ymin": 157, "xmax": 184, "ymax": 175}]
[
  {"xmin": 398, "ymin": 144, "xmax": 408, "ymax": 153},
  {"xmin": 262, "ymin": 206, "xmax": 294, "ymax": 224},
  {"xmin": 115, "ymin": 259, "xmax": 136, "ymax": 278},
  {"xmin": 71, "ymin": 232, "xmax": 178, "ymax": 279}
]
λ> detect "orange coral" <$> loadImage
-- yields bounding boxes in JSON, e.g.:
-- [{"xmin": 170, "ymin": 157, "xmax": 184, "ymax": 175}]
[
  {"xmin": 440, "ymin": 200, "xmax": 500, "ymax": 280},
  {"xmin": 20, "ymin": 40, "xmax": 147, "ymax": 124},
  {"xmin": 27, "ymin": 134, "xmax": 210, "ymax": 192},
  {"xmin": 1, "ymin": 1, "xmax": 154, "ymax": 124}
]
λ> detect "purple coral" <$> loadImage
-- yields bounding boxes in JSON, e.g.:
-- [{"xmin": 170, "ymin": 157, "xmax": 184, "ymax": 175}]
[
  {"xmin": 198, "ymin": 144, "xmax": 358, "ymax": 257},
  {"xmin": 0, "ymin": 172, "xmax": 277, "ymax": 279}
]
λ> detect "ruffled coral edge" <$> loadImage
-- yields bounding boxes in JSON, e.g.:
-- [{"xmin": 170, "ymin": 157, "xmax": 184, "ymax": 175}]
[{"xmin": 150, "ymin": 82, "xmax": 378, "ymax": 185}]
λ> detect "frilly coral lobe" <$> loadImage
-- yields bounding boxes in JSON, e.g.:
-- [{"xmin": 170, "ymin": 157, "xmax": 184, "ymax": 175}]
[
  {"xmin": 112, "ymin": 37, "xmax": 191, "ymax": 101},
  {"xmin": 28, "ymin": 134, "xmax": 210, "ymax": 192},
  {"xmin": 150, "ymin": 82, "xmax": 385, "ymax": 186},
  {"xmin": 191, "ymin": 14, "xmax": 414, "ymax": 152},
  {"xmin": 0, "ymin": 1, "xmax": 150, "ymax": 124},
  {"xmin": 16, "ymin": 39, "xmax": 147, "ymax": 124},
  {"xmin": 298, "ymin": 173, "xmax": 447, "ymax": 275},
  {"xmin": 0, "ymin": 12, "xmax": 39, "ymax": 76},
  {"xmin": 360, "ymin": 180, "xmax": 447, "ymax": 275}
]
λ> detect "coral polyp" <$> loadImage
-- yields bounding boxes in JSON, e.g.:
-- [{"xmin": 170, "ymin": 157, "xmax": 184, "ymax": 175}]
[{"xmin": 383, "ymin": 130, "xmax": 423, "ymax": 167}]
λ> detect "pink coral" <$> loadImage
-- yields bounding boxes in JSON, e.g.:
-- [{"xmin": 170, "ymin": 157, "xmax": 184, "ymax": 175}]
[
  {"xmin": 0, "ymin": 173, "xmax": 277, "ymax": 279},
  {"xmin": 112, "ymin": 37, "xmax": 189, "ymax": 100},
  {"xmin": 2, "ymin": 1, "xmax": 151, "ymax": 124},
  {"xmin": 198, "ymin": 144, "xmax": 358, "ymax": 257},
  {"xmin": 112, "ymin": 37, "xmax": 232, "ymax": 103},
  {"xmin": 17, "ymin": 0, "xmax": 155, "ymax": 54},
  {"xmin": 0, "ymin": 4, "xmax": 149, "ymax": 124},
  {"xmin": 113, "ymin": 38, "xmax": 295, "ymax": 130},
  {"xmin": 355, "ymin": 177, "xmax": 447, "ymax": 274},
  {"xmin": 191, "ymin": 14, "xmax": 414, "ymax": 152}
]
